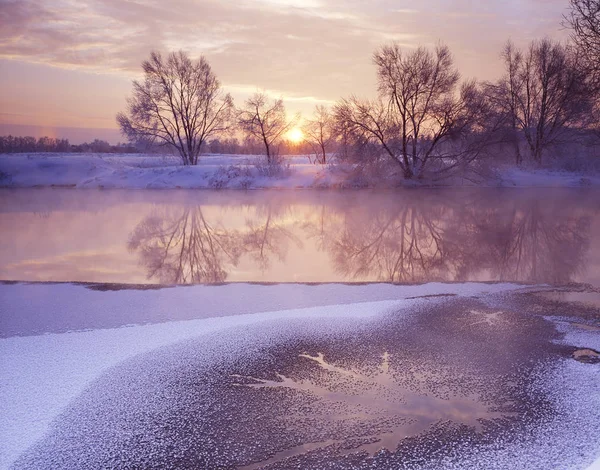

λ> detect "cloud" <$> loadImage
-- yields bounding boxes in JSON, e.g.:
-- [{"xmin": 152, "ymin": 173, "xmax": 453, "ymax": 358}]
[
  {"xmin": 0, "ymin": 0, "xmax": 570, "ymax": 113},
  {"xmin": 0, "ymin": 0, "xmax": 412, "ymax": 100}
]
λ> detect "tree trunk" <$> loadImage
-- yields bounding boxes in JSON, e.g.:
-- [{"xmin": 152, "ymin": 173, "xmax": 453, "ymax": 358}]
[{"xmin": 263, "ymin": 137, "xmax": 271, "ymax": 164}]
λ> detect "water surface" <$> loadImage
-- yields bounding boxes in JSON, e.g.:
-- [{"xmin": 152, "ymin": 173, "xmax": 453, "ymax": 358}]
[{"xmin": 1, "ymin": 188, "xmax": 599, "ymax": 286}]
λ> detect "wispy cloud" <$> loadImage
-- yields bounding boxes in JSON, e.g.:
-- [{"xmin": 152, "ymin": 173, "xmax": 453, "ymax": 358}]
[{"xmin": 0, "ymin": 0, "xmax": 570, "ymax": 130}]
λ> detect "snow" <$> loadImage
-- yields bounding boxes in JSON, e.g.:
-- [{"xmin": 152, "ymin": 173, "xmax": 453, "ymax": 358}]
[
  {"xmin": 497, "ymin": 166, "xmax": 600, "ymax": 188},
  {"xmin": 1, "ymin": 153, "xmax": 599, "ymax": 189},
  {"xmin": 0, "ymin": 282, "xmax": 523, "ymax": 469},
  {"xmin": 588, "ymin": 458, "xmax": 600, "ymax": 470},
  {"xmin": 0, "ymin": 153, "xmax": 335, "ymax": 189},
  {"xmin": 0, "ymin": 282, "xmax": 523, "ymax": 336},
  {"xmin": 547, "ymin": 315, "xmax": 600, "ymax": 470},
  {"xmin": 0, "ymin": 300, "xmax": 394, "ymax": 469}
]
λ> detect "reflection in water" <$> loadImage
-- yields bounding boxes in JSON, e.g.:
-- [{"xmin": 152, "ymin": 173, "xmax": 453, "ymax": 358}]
[
  {"xmin": 465, "ymin": 193, "xmax": 590, "ymax": 284},
  {"xmin": 128, "ymin": 202, "xmax": 300, "ymax": 283},
  {"xmin": 322, "ymin": 194, "xmax": 451, "ymax": 282},
  {"xmin": 127, "ymin": 206, "xmax": 242, "ymax": 283},
  {"xmin": 242, "ymin": 205, "xmax": 302, "ymax": 272},
  {"xmin": 1, "ymin": 188, "xmax": 598, "ymax": 285},
  {"xmin": 310, "ymin": 191, "xmax": 594, "ymax": 284},
  {"xmin": 234, "ymin": 350, "xmax": 509, "ymax": 469}
]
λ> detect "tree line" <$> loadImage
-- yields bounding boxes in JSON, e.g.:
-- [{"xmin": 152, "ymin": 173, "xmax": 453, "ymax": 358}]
[
  {"xmin": 0, "ymin": 134, "xmax": 314, "ymax": 156},
  {"xmin": 0, "ymin": 136, "xmax": 138, "ymax": 154}
]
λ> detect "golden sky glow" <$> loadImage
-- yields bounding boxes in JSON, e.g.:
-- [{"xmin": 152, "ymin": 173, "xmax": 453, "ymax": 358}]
[
  {"xmin": 0, "ymin": 0, "xmax": 569, "ymax": 142},
  {"xmin": 286, "ymin": 128, "xmax": 304, "ymax": 143}
]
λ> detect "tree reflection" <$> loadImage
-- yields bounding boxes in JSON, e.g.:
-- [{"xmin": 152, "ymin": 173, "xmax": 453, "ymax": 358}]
[
  {"xmin": 308, "ymin": 190, "xmax": 594, "ymax": 284},
  {"xmin": 128, "ymin": 206, "xmax": 242, "ymax": 283},
  {"xmin": 326, "ymin": 197, "xmax": 451, "ymax": 282},
  {"xmin": 128, "ymin": 202, "xmax": 299, "ymax": 283},
  {"xmin": 466, "ymin": 193, "xmax": 591, "ymax": 284},
  {"xmin": 243, "ymin": 205, "xmax": 302, "ymax": 271},
  {"xmin": 128, "ymin": 190, "xmax": 596, "ymax": 285}
]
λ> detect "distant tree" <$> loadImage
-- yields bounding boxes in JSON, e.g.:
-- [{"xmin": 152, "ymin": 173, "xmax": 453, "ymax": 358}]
[
  {"xmin": 241, "ymin": 135, "xmax": 263, "ymax": 155},
  {"xmin": 0, "ymin": 135, "xmax": 70, "ymax": 153},
  {"xmin": 117, "ymin": 51, "xmax": 234, "ymax": 165},
  {"xmin": 493, "ymin": 39, "xmax": 593, "ymax": 164},
  {"xmin": 238, "ymin": 92, "xmax": 297, "ymax": 164},
  {"xmin": 334, "ymin": 44, "xmax": 491, "ymax": 179},
  {"xmin": 209, "ymin": 137, "xmax": 242, "ymax": 154},
  {"xmin": 222, "ymin": 137, "xmax": 241, "ymax": 154},
  {"xmin": 56, "ymin": 138, "xmax": 71, "ymax": 152},
  {"xmin": 89, "ymin": 139, "xmax": 111, "ymax": 153},
  {"xmin": 36, "ymin": 136, "xmax": 55, "ymax": 152},
  {"xmin": 302, "ymin": 105, "xmax": 335, "ymax": 164},
  {"xmin": 208, "ymin": 139, "xmax": 223, "ymax": 154}
]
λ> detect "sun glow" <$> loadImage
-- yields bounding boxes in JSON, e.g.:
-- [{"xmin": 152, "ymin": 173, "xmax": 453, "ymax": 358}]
[{"xmin": 286, "ymin": 127, "xmax": 304, "ymax": 143}]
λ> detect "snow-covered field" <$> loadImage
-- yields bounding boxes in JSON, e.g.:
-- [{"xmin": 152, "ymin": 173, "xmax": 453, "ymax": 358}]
[{"xmin": 1, "ymin": 153, "xmax": 599, "ymax": 189}]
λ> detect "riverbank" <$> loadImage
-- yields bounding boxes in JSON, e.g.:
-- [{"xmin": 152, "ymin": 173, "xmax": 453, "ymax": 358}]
[{"xmin": 1, "ymin": 153, "xmax": 599, "ymax": 189}]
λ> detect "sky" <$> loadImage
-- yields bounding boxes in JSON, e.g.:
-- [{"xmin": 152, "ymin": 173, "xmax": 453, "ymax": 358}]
[{"xmin": 0, "ymin": 0, "xmax": 570, "ymax": 143}]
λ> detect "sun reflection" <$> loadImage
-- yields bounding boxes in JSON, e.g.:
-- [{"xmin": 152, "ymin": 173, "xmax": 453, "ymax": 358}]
[{"xmin": 234, "ymin": 351, "xmax": 510, "ymax": 468}]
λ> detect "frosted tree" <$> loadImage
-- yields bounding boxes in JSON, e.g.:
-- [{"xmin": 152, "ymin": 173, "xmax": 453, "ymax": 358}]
[
  {"xmin": 117, "ymin": 51, "xmax": 234, "ymax": 165},
  {"xmin": 238, "ymin": 92, "xmax": 296, "ymax": 164},
  {"xmin": 302, "ymin": 105, "xmax": 335, "ymax": 164},
  {"xmin": 334, "ymin": 44, "xmax": 491, "ymax": 179}
]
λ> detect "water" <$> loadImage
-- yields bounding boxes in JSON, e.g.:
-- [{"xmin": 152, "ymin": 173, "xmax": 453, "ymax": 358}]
[
  {"xmin": 234, "ymin": 350, "xmax": 507, "ymax": 469},
  {"xmin": 1, "ymin": 187, "xmax": 599, "ymax": 286},
  {"xmin": 3, "ymin": 188, "xmax": 600, "ymax": 470}
]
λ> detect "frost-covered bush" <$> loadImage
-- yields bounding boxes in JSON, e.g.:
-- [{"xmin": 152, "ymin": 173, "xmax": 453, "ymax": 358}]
[
  {"xmin": 541, "ymin": 140, "xmax": 600, "ymax": 173},
  {"xmin": 252, "ymin": 157, "xmax": 291, "ymax": 178},
  {"xmin": 208, "ymin": 165, "xmax": 252, "ymax": 189}
]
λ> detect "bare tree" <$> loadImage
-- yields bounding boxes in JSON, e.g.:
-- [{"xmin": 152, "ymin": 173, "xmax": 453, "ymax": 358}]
[
  {"xmin": 334, "ymin": 44, "xmax": 492, "ymax": 179},
  {"xmin": 302, "ymin": 105, "xmax": 335, "ymax": 164},
  {"xmin": 117, "ymin": 51, "xmax": 234, "ymax": 166},
  {"xmin": 564, "ymin": 0, "xmax": 600, "ymax": 80},
  {"xmin": 238, "ymin": 93, "xmax": 297, "ymax": 164},
  {"xmin": 486, "ymin": 42, "xmax": 526, "ymax": 165},
  {"xmin": 494, "ymin": 39, "xmax": 593, "ymax": 164}
]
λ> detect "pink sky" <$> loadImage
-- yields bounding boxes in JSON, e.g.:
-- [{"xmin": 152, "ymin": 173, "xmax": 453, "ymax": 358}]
[{"xmin": 0, "ymin": 0, "xmax": 569, "ymax": 143}]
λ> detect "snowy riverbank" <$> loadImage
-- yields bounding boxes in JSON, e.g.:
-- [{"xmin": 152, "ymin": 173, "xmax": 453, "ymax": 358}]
[
  {"xmin": 1, "ymin": 282, "xmax": 599, "ymax": 469},
  {"xmin": 1, "ymin": 153, "xmax": 599, "ymax": 189}
]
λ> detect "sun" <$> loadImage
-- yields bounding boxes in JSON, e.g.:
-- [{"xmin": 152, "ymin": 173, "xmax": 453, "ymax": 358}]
[{"xmin": 286, "ymin": 127, "xmax": 304, "ymax": 143}]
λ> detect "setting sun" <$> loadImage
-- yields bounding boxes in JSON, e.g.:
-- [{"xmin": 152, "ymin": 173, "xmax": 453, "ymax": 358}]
[{"xmin": 286, "ymin": 127, "xmax": 304, "ymax": 143}]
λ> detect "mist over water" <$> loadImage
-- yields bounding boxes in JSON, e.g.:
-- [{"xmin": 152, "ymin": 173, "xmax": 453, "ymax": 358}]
[{"xmin": 1, "ymin": 187, "xmax": 599, "ymax": 286}]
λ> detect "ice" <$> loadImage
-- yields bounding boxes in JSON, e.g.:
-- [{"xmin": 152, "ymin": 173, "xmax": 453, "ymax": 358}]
[
  {"xmin": 0, "ymin": 298, "xmax": 397, "ymax": 468},
  {"xmin": 0, "ymin": 282, "xmax": 523, "ymax": 468}
]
